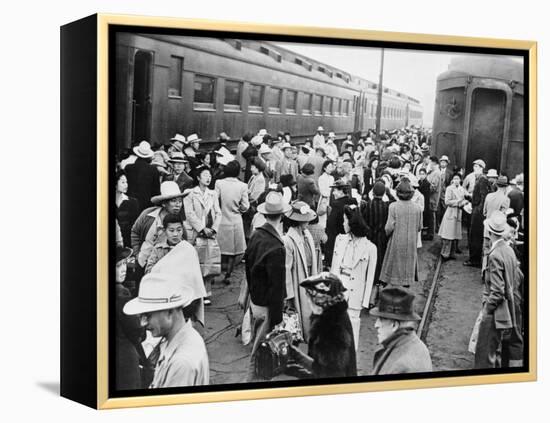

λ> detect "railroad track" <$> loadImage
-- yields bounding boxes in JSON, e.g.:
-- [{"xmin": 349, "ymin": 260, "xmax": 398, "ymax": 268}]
[{"xmin": 417, "ymin": 255, "xmax": 443, "ymax": 341}]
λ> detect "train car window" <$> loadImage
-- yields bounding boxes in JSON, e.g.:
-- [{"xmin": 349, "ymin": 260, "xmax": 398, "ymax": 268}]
[
  {"xmin": 224, "ymin": 80, "xmax": 242, "ymax": 111},
  {"xmin": 286, "ymin": 90, "xmax": 297, "ymax": 114},
  {"xmin": 168, "ymin": 56, "xmax": 183, "ymax": 97},
  {"xmin": 334, "ymin": 98, "xmax": 341, "ymax": 116},
  {"xmin": 302, "ymin": 93, "xmax": 312, "ymax": 115},
  {"xmin": 324, "ymin": 97, "xmax": 331, "ymax": 115},
  {"xmin": 193, "ymin": 75, "xmax": 216, "ymax": 109},
  {"xmin": 248, "ymin": 84, "xmax": 264, "ymax": 112},
  {"xmin": 313, "ymin": 95, "xmax": 322, "ymax": 115},
  {"xmin": 267, "ymin": 87, "xmax": 282, "ymax": 113}
]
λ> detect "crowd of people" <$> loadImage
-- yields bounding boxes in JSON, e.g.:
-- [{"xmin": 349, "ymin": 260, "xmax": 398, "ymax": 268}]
[{"xmin": 113, "ymin": 125, "xmax": 525, "ymax": 389}]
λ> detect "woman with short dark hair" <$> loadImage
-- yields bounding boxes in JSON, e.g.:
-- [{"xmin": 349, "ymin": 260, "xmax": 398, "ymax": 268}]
[
  {"xmin": 330, "ymin": 204, "xmax": 378, "ymax": 351},
  {"xmin": 116, "ymin": 169, "xmax": 140, "ymax": 247},
  {"xmin": 215, "ymin": 160, "xmax": 250, "ymax": 284}
]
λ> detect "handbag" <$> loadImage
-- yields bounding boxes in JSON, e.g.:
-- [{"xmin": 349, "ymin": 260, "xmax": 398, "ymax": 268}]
[{"xmin": 195, "ymin": 237, "xmax": 221, "ymax": 277}]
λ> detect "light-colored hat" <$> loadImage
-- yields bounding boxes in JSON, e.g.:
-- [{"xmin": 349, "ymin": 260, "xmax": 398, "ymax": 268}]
[
  {"xmin": 251, "ymin": 135, "xmax": 263, "ymax": 146},
  {"xmin": 280, "ymin": 142, "xmax": 293, "ymax": 151},
  {"xmin": 484, "ymin": 210, "xmax": 509, "ymax": 236},
  {"xmin": 133, "ymin": 141, "xmax": 154, "ymax": 159},
  {"xmin": 216, "ymin": 151, "xmax": 235, "ymax": 166},
  {"xmin": 258, "ymin": 144, "xmax": 272, "ymax": 155},
  {"xmin": 439, "ymin": 155, "xmax": 449, "ymax": 163},
  {"xmin": 151, "ymin": 181, "xmax": 185, "ymax": 204},
  {"xmin": 258, "ymin": 129, "xmax": 268, "ymax": 137},
  {"xmin": 170, "ymin": 133, "xmax": 186, "ymax": 143},
  {"xmin": 257, "ymin": 191, "xmax": 292, "ymax": 215},
  {"xmin": 365, "ymin": 137, "xmax": 374, "ymax": 145},
  {"xmin": 487, "ymin": 169, "xmax": 498, "ymax": 178},
  {"xmin": 328, "ymin": 132, "xmax": 336, "ymax": 139},
  {"xmin": 317, "ymin": 126, "xmax": 324, "ymax": 132},
  {"xmin": 168, "ymin": 151, "xmax": 188, "ymax": 163},
  {"xmin": 187, "ymin": 133, "xmax": 202, "ymax": 144},
  {"xmin": 123, "ymin": 273, "xmax": 193, "ymax": 315},
  {"xmin": 285, "ymin": 201, "xmax": 317, "ymax": 222},
  {"xmin": 473, "ymin": 159, "xmax": 486, "ymax": 169}
]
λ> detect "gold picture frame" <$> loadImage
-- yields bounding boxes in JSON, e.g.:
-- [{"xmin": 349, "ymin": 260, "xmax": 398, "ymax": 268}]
[{"xmin": 60, "ymin": 13, "xmax": 537, "ymax": 409}]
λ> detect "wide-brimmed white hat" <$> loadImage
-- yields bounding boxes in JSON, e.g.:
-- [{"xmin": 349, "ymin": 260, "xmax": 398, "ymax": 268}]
[
  {"xmin": 257, "ymin": 191, "xmax": 292, "ymax": 215},
  {"xmin": 123, "ymin": 273, "xmax": 193, "ymax": 315},
  {"xmin": 487, "ymin": 169, "xmax": 498, "ymax": 178},
  {"xmin": 484, "ymin": 210, "xmax": 509, "ymax": 236},
  {"xmin": 168, "ymin": 151, "xmax": 188, "ymax": 164},
  {"xmin": 285, "ymin": 201, "xmax": 317, "ymax": 222},
  {"xmin": 328, "ymin": 132, "xmax": 336, "ymax": 139},
  {"xmin": 258, "ymin": 144, "xmax": 272, "ymax": 155},
  {"xmin": 258, "ymin": 129, "xmax": 268, "ymax": 137},
  {"xmin": 251, "ymin": 135, "xmax": 263, "ymax": 146},
  {"xmin": 187, "ymin": 133, "xmax": 202, "ymax": 144},
  {"xmin": 439, "ymin": 155, "xmax": 449, "ymax": 163},
  {"xmin": 151, "ymin": 181, "xmax": 185, "ymax": 204},
  {"xmin": 317, "ymin": 126, "xmax": 324, "ymax": 132},
  {"xmin": 170, "ymin": 133, "xmax": 186, "ymax": 143},
  {"xmin": 133, "ymin": 141, "xmax": 154, "ymax": 159},
  {"xmin": 280, "ymin": 142, "xmax": 293, "ymax": 151}
]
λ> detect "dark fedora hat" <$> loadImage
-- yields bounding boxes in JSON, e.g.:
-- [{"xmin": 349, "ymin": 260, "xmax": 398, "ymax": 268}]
[
  {"xmin": 370, "ymin": 287, "xmax": 421, "ymax": 321},
  {"xmin": 116, "ymin": 246, "xmax": 132, "ymax": 263},
  {"xmin": 496, "ymin": 175, "xmax": 509, "ymax": 187}
]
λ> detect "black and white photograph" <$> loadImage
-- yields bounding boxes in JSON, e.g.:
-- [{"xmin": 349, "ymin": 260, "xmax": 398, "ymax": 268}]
[{"xmin": 111, "ymin": 27, "xmax": 528, "ymax": 394}]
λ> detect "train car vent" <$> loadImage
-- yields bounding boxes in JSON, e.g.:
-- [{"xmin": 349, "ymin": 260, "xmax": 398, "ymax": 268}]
[
  {"xmin": 295, "ymin": 58, "xmax": 303, "ymax": 66},
  {"xmin": 235, "ymin": 40, "xmax": 242, "ymax": 50},
  {"xmin": 260, "ymin": 46, "xmax": 270, "ymax": 55}
]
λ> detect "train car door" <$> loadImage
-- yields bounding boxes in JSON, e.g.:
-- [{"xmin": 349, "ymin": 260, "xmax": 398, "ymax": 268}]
[
  {"xmin": 132, "ymin": 50, "xmax": 153, "ymax": 144},
  {"xmin": 466, "ymin": 88, "xmax": 506, "ymax": 171}
]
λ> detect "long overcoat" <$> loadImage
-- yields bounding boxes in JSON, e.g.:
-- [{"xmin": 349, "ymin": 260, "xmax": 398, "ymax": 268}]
[
  {"xmin": 379, "ymin": 200, "xmax": 422, "ymax": 285},
  {"xmin": 215, "ymin": 177, "xmax": 249, "ymax": 255},
  {"xmin": 361, "ymin": 198, "xmax": 389, "ymax": 283},
  {"xmin": 284, "ymin": 227, "xmax": 320, "ymax": 343},
  {"xmin": 438, "ymin": 184, "xmax": 466, "ymax": 240}
]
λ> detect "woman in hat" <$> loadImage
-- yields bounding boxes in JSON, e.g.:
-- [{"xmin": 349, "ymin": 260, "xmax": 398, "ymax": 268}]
[
  {"xmin": 379, "ymin": 180, "xmax": 423, "ymax": 287},
  {"xmin": 438, "ymin": 173, "xmax": 468, "ymax": 260},
  {"xmin": 330, "ymin": 205, "xmax": 378, "ymax": 351},
  {"xmin": 116, "ymin": 169, "xmax": 140, "ymax": 247},
  {"xmin": 283, "ymin": 201, "xmax": 320, "ymax": 342},
  {"xmin": 370, "ymin": 287, "xmax": 432, "ymax": 375},
  {"xmin": 184, "ymin": 166, "xmax": 222, "ymax": 304},
  {"xmin": 215, "ymin": 160, "xmax": 249, "ymax": 285},
  {"xmin": 286, "ymin": 272, "xmax": 357, "ymax": 378}
]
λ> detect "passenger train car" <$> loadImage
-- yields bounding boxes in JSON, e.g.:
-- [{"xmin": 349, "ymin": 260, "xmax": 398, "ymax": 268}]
[
  {"xmin": 432, "ymin": 55, "xmax": 524, "ymax": 178},
  {"xmin": 115, "ymin": 33, "xmax": 423, "ymax": 151}
]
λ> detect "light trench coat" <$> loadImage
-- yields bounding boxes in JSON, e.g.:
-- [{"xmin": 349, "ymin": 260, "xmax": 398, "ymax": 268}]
[
  {"xmin": 438, "ymin": 184, "xmax": 466, "ymax": 240},
  {"xmin": 183, "ymin": 186, "xmax": 222, "ymax": 245},
  {"xmin": 331, "ymin": 234, "xmax": 378, "ymax": 310},
  {"xmin": 284, "ymin": 227, "xmax": 322, "ymax": 343}
]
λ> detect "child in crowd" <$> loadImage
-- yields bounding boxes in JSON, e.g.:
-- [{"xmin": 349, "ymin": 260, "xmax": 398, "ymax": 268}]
[{"xmin": 145, "ymin": 213, "xmax": 185, "ymax": 274}]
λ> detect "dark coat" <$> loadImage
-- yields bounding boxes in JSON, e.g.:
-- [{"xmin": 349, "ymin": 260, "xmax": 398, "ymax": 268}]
[
  {"xmin": 245, "ymin": 223, "xmax": 286, "ymax": 326},
  {"xmin": 362, "ymin": 167, "xmax": 378, "ymax": 197},
  {"xmin": 297, "ymin": 174, "xmax": 320, "ymax": 209},
  {"xmin": 325, "ymin": 196, "xmax": 357, "ymax": 266},
  {"xmin": 418, "ymin": 179, "xmax": 431, "ymax": 227},
  {"xmin": 117, "ymin": 196, "xmax": 139, "ymax": 247},
  {"xmin": 309, "ymin": 301, "xmax": 357, "ymax": 378},
  {"xmin": 469, "ymin": 175, "xmax": 491, "ymax": 262},
  {"xmin": 125, "ymin": 158, "xmax": 161, "ymax": 213},
  {"xmin": 165, "ymin": 171, "xmax": 194, "ymax": 193},
  {"xmin": 361, "ymin": 198, "xmax": 389, "ymax": 282},
  {"xmin": 507, "ymin": 188, "xmax": 524, "ymax": 219},
  {"xmin": 372, "ymin": 328, "xmax": 432, "ymax": 375}
]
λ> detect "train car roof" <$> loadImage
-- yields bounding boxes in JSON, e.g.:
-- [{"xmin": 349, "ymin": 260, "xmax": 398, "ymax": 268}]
[
  {"xmin": 438, "ymin": 55, "xmax": 524, "ymax": 84},
  {"xmin": 133, "ymin": 33, "xmax": 421, "ymax": 104}
]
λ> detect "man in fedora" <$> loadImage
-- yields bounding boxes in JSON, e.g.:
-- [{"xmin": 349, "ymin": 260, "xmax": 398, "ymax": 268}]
[
  {"xmin": 244, "ymin": 191, "xmax": 291, "ymax": 381},
  {"xmin": 482, "ymin": 175, "xmax": 511, "ymax": 267},
  {"xmin": 475, "ymin": 211, "xmax": 523, "ymax": 369},
  {"xmin": 370, "ymin": 287, "xmax": 432, "ymax": 375},
  {"xmin": 275, "ymin": 142, "xmax": 299, "ymax": 183},
  {"xmin": 131, "ymin": 181, "xmax": 187, "ymax": 277},
  {"xmin": 165, "ymin": 151, "xmax": 193, "ymax": 192},
  {"xmin": 123, "ymin": 273, "xmax": 209, "ymax": 387},
  {"xmin": 168, "ymin": 133, "xmax": 186, "ymax": 154},
  {"xmin": 465, "ymin": 159, "xmax": 491, "ymax": 267},
  {"xmin": 313, "ymin": 126, "xmax": 325, "ymax": 150},
  {"xmin": 125, "ymin": 140, "xmax": 161, "ymax": 213}
]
